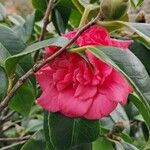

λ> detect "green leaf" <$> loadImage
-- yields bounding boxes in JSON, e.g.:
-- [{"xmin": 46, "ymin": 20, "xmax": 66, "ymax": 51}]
[
  {"xmin": 129, "ymin": 93, "xmax": 150, "ymax": 132},
  {"xmin": 0, "ymin": 24, "xmax": 26, "ymax": 56},
  {"xmin": 8, "ymin": 14, "xmax": 25, "ymax": 26},
  {"xmin": 130, "ymin": 23, "xmax": 150, "ymax": 39},
  {"xmin": 5, "ymin": 37, "xmax": 69, "ymax": 76},
  {"xmin": 22, "ymin": 119, "xmax": 43, "ymax": 133},
  {"xmin": 0, "ymin": 66, "xmax": 8, "ymax": 101},
  {"xmin": 0, "ymin": 43, "xmax": 10, "ymax": 66},
  {"xmin": 32, "ymin": 0, "xmax": 47, "ymax": 12},
  {"xmin": 116, "ymin": 141, "xmax": 139, "ymax": 150},
  {"xmin": 0, "ymin": 3, "xmax": 6, "ymax": 21},
  {"xmin": 52, "ymin": 0, "xmax": 72, "ymax": 34},
  {"xmin": 79, "ymin": 0, "xmax": 91, "ymax": 7},
  {"xmin": 129, "ymin": 41, "xmax": 150, "ymax": 75},
  {"xmin": 92, "ymin": 137, "xmax": 114, "ymax": 150},
  {"xmin": 13, "ymin": 13, "xmax": 35, "ymax": 43},
  {"xmin": 21, "ymin": 130, "xmax": 47, "ymax": 150},
  {"xmin": 9, "ymin": 81, "xmax": 35, "ymax": 116},
  {"xmin": 34, "ymin": 10, "xmax": 44, "ymax": 22},
  {"xmin": 125, "ymin": 101, "xmax": 139, "ymax": 120},
  {"xmin": 44, "ymin": 112, "xmax": 100, "ymax": 150},
  {"xmin": 69, "ymin": 9, "xmax": 82, "ymax": 28},
  {"xmin": 72, "ymin": 0, "xmax": 84, "ymax": 13},
  {"xmin": 71, "ymin": 143, "xmax": 92, "ymax": 150},
  {"xmin": 0, "ymin": 25, "xmax": 35, "ymax": 116},
  {"xmin": 130, "ymin": 0, "xmax": 144, "ymax": 8},
  {"xmin": 110, "ymin": 104, "xmax": 130, "ymax": 133}
]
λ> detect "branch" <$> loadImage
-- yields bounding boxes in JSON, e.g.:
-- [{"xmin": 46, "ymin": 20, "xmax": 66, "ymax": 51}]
[
  {"xmin": 0, "ymin": 110, "xmax": 15, "ymax": 121},
  {"xmin": 0, "ymin": 140, "xmax": 26, "ymax": 150},
  {"xmin": 0, "ymin": 135, "xmax": 30, "ymax": 142},
  {"xmin": 0, "ymin": 10, "xmax": 101, "ymax": 113},
  {"xmin": 34, "ymin": 0, "xmax": 55, "ymax": 62},
  {"xmin": 1, "ymin": 120, "xmax": 22, "ymax": 133}
]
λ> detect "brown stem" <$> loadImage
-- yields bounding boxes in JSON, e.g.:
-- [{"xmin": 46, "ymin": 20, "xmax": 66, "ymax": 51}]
[
  {"xmin": 0, "ymin": 135, "xmax": 30, "ymax": 142},
  {"xmin": 1, "ymin": 120, "xmax": 22, "ymax": 133},
  {"xmin": 0, "ymin": 10, "xmax": 101, "ymax": 113},
  {"xmin": 0, "ymin": 110, "xmax": 15, "ymax": 122},
  {"xmin": 34, "ymin": 0, "xmax": 55, "ymax": 62}
]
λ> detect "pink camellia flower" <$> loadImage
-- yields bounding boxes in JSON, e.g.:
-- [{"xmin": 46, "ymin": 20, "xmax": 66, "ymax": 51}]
[{"xmin": 35, "ymin": 25, "xmax": 133, "ymax": 120}]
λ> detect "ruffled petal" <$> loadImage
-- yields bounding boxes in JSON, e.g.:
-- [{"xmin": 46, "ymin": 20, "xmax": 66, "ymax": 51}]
[
  {"xmin": 35, "ymin": 65, "xmax": 53, "ymax": 91},
  {"xmin": 99, "ymin": 69, "xmax": 132, "ymax": 105},
  {"xmin": 86, "ymin": 51, "xmax": 113, "ymax": 78},
  {"xmin": 74, "ymin": 84, "xmax": 97, "ymax": 100},
  {"xmin": 84, "ymin": 93, "xmax": 118, "ymax": 119},
  {"xmin": 58, "ymin": 87, "xmax": 93, "ymax": 117},
  {"xmin": 36, "ymin": 85, "xmax": 60, "ymax": 112}
]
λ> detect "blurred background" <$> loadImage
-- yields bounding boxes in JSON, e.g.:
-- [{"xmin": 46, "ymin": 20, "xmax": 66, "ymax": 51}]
[{"xmin": 0, "ymin": 0, "xmax": 150, "ymax": 22}]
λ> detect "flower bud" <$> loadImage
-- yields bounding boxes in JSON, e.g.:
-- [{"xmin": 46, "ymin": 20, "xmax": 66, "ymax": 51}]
[
  {"xmin": 135, "ymin": 11, "xmax": 146, "ymax": 23},
  {"xmin": 100, "ymin": 0, "xmax": 129, "ymax": 20}
]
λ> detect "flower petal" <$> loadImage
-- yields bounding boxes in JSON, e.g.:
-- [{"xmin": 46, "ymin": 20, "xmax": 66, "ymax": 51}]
[
  {"xmin": 84, "ymin": 94, "xmax": 118, "ymax": 119},
  {"xmin": 58, "ymin": 87, "xmax": 93, "ymax": 117},
  {"xmin": 35, "ymin": 65, "xmax": 53, "ymax": 91},
  {"xmin": 74, "ymin": 84, "xmax": 97, "ymax": 100},
  {"xmin": 36, "ymin": 85, "xmax": 60, "ymax": 112},
  {"xmin": 99, "ymin": 69, "xmax": 132, "ymax": 105},
  {"xmin": 109, "ymin": 39, "xmax": 132, "ymax": 50}
]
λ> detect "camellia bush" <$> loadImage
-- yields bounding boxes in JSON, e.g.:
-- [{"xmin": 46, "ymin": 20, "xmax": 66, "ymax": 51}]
[{"xmin": 0, "ymin": 0, "xmax": 150, "ymax": 149}]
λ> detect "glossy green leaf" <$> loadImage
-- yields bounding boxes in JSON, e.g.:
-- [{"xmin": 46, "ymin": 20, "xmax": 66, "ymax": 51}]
[
  {"xmin": 92, "ymin": 137, "xmax": 114, "ymax": 150},
  {"xmin": 52, "ymin": 0, "xmax": 72, "ymax": 34},
  {"xmin": 110, "ymin": 104, "xmax": 130, "ymax": 133},
  {"xmin": 69, "ymin": 9, "xmax": 82, "ymax": 28},
  {"xmin": 0, "ymin": 66, "xmax": 8, "ymax": 101},
  {"xmin": 129, "ymin": 93, "xmax": 150, "ymax": 132},
  {"xmin": 21, "ymin": 130, "xmax": 47, "ymax": 150},
  {"xmin": 44, "ymin": 112, "xmax": 100, "ymax": 150},
  {"xmin": 9, "ymin": 81, "xmax": 35, "ymax": 116},
  {"xmin": 0, "ymin": 3, "xmax": 6, "ymax": 21},
  {"xmin": 130, "ymin": 23, "xmax": 150, "ymax": 39},
  {"xmin": 13, "ymin": 12, "xmax": 35, "ymax": 43},
  {"xmin": 130, "ymin": 0, "xmax": 144, "ymax": 8},
  {"xmin": 116, "ymin": 141, "xmax": 139, "ymax": 150},
  {"xmin": 0, "ymin": 24, "xmax": 26, "ymax": 56},
  {"xmin": 34, "ymin": 10, "xmax": 44, "ymax": 22},
  {"xmin": 22, "ymin": 119, "xmax": 43, "ymax": 133},
  {"xmin": 0, "ymin": 25, "xmax": 35, "ymax": 116},
  {"xmin": 129, "ymin": 41, "xmax": 150, "ymax": 74},
  {"xmin": 8, "ymin": 14, "xmax": 25, "ymax": 26},
  {"xmin": 79, "ymin": 0, "xmax": 91, "ymax": 7},
  {"xmin": 70, "ymin": 143, "xmax": 92, "ymax": 150},
  {"xmin": 0, "ymin": 43, "xmax": 10, "ymax": 66},
  {"xmin": 72, "ymin": 0, "xmax": 84, "ymax": 13},
  {"xmin": 32, "ymin": 0, "xmax": 47, "ymax": 12},
  {"xmin": 5, "ymin": 37, "xmax": 69, "ymax": 76},
  {"xmin": 125, "ymin": 101, "xmax": 139, "ymax": 120}
]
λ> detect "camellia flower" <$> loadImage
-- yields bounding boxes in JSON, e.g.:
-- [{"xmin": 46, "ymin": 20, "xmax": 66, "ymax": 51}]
[{"xmin": 35, "ymin": 25, "xmax": 132, "ymax": 120}]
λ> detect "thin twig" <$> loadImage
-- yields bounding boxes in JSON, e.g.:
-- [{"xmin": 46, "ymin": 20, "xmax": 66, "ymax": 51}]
[
  {"xmin": 0, "ymin": 108, "xmax": 8, "ymax": 118},
  {"xmin": 1, "ymin": 120, "xmax": 22, "ymax": 133},
  {"xmin": 34, "ymin": 0, "xmax": 55, "ymax": 62},
  {"xmin": 0, "ymin": 135, "xmax": 30, "ymax": 142},
  {"xmin": 0, "ymin": 140, "xmax": 26, "ymax": 150},
  {"xmin": 0, "ymin": 111, "xmax": 15, "ymax": 122},
  {"xmin": 0, "ymin": 9, "xmax": 101, "ymax": 113}
]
